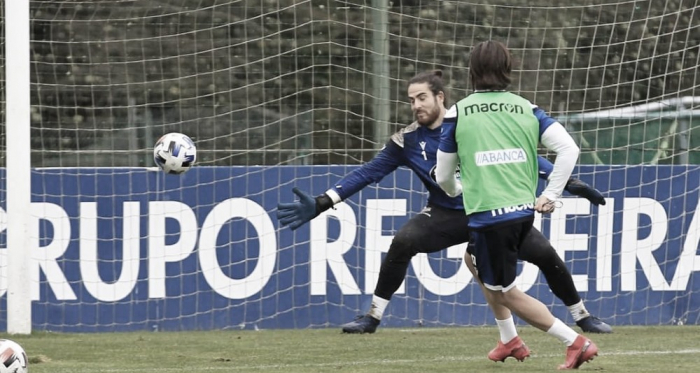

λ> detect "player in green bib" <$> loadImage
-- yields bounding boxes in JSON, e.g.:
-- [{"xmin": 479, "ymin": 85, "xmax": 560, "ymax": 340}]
[
  {"xmin": 453, "ymin": 91, "xmax": 540, "ymax": 218},
  {"xmin": 436, "ymin": 40, "xmax": 599, "ymax": 370}
]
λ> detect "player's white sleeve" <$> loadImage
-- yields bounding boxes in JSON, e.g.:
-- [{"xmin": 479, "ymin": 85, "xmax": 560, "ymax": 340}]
[
  {"xmin": 540, "ymin": 122, "xmax": 579, "ymax": 200},
  {"xmin": 435, "ymin": 150, "xmax": 462, "ymax": 197}
]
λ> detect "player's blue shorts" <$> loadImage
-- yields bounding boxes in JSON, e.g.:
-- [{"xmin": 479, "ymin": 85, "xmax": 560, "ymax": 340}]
[{"xmin": 466, "ymin": 217, "xmax": 534, "ymax": 292}]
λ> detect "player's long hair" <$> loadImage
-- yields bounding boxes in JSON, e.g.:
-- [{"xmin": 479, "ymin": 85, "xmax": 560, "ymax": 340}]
[
  {"xmin": 408, "ymin": 70, "xmax": 448, "ymax": 108},
  {"xmin": 469, "ymin": 40, "xmax": 512, "ymax": 91}
]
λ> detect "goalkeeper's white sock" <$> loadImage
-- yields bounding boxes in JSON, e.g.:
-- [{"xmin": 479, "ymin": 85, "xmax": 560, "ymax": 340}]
[
  {"xmin": 495, "ymin": 316, "xmax": 518, "ymax": 343},
  {"xmin": 567, "ymin": 301, "xmax": 591, "ymax": 322},
  {"xmin": 547, "ymin": 318, "xmax": 579, "ymax": 346},
  {"xmin": 367, "ymin": 295, "xmax": 390, "ymax": 320}
]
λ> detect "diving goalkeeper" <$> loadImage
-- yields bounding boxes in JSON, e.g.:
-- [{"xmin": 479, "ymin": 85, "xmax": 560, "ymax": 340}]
[{"xmin": 276, "ymin": 70, "xmax": 612, "ymax": 335}]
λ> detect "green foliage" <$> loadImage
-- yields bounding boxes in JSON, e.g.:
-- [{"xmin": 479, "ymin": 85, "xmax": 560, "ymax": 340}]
[{"xmin": 7, "ymin": 1, "xmax": 700, "ymax": 165}]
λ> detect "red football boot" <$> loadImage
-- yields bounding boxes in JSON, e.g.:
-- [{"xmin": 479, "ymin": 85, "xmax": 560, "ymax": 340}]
[
  {"xmin": 488, "ymin": 336, "xmax": 531, "ymax": 362},
  {"xmin": 558, "ymin": 335, "xmax": 599, "ymax": 370}
]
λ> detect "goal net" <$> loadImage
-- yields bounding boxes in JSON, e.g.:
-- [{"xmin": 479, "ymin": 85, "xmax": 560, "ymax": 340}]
[{"xmin": 2, "ymin": 0, "xmax": 700, "ymax": 332}]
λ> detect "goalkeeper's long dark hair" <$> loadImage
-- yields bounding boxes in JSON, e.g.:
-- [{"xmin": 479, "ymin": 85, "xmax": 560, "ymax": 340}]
[{"xmin": 408, "ymin": 70, "xmax": 448, "ymax": 107}]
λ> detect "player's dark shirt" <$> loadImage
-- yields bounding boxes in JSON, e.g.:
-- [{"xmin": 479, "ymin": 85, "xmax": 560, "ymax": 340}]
[{"xmin": 328, "ymin": 121, "xmax": 555, "ymax": 210}]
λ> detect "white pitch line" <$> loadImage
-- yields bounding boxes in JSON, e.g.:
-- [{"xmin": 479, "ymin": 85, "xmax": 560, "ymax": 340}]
[
  {"xmin": 55, "ymin": 348, "xmax": 700, "ymax": 373},
  {"xmin": 398, "ymin": 328, "xmax": 473, "ymax": 332}
]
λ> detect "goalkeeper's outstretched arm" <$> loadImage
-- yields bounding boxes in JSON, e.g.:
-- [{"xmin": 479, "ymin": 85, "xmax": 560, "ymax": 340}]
[{"xmin": 277, "ymin": 140, "xmax": 403, "ymax": 230}]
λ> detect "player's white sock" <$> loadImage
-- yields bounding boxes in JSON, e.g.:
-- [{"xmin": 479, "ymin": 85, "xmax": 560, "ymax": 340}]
[
  {"xmin": 547, "ymin": 318, "xmax": 579, "ymax": 346},
  {"xmin": 567, "ymin": 301, "xmax": 591, "ymax": 322},
  {"xmin": 495, "ymin": 316, "xmax": 518, "ymax": 343},
  {"xmin": 367, "ymin": 295, "xmax": 390, "ymax": 320}
]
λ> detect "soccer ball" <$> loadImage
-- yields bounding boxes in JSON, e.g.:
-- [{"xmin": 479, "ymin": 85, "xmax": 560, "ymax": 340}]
[
  {"xmin": 153, "ymin": 132, "xmax": 197, "ymax": 174},
  {"xmin": 0, "ymin": 339, "xmax": 28, "ymax": 373}
]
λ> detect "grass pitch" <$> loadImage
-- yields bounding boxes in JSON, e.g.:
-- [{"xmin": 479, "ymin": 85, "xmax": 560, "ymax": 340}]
[{"xmin": 5, "ymin": 325, "xmax": 700, "ymax": 372}]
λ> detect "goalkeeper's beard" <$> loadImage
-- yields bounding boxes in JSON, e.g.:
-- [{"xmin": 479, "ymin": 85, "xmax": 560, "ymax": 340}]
[{"xmin": 415, "ymin": 106, "xmax": 440, "ymax": 127}]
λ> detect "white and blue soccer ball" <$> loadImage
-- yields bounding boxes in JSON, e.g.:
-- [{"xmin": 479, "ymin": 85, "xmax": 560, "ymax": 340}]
[
  {"xmin": 0, "ymin": 339, "xmax": 28, "ymax": 373},
  {"xmin": 153, "ymin": 132, "xmax": 197, "ymax": 174}
]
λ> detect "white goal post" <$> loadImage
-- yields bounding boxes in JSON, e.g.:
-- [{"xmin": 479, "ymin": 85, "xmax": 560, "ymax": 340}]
[{"xmin": 4, "ymin": 0, "xmax": 32, "ymax": 335}]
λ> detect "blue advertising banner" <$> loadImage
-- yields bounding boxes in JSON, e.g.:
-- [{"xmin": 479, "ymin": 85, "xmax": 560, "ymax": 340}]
[{"xmin": 0, "ymin": 165, "xmax": 699, "ymax": 332}]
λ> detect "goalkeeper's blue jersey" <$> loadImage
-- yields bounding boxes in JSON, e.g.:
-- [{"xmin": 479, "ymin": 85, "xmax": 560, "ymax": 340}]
[{"xmin": 328, "ymin": 121, "xmax": 555, "ymax": 210}]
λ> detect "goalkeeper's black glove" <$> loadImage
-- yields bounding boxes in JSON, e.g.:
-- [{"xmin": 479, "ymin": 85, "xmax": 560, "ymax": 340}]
[
  {"xmin": 277, "ymin": 187, "xmax": 335, "ymax": 230},
  {"xmin": 564, "ymin": 177, "xmax": 606, "ymax": 206}
]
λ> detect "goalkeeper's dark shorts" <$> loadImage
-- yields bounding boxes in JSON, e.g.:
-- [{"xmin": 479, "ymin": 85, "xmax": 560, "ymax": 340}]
[
  {"xmin": 398, "ymin": 203, "xmax": 472, "ymax": 255},
  {"xmin": 467, "ymin": 217, "xmax": 535, "ymax": 292}
]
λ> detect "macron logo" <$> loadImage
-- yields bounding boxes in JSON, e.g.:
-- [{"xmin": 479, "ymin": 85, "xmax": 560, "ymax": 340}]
[{"xmin": 475, "ymin": 148, "xmax": 527, "ymax": 166}]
